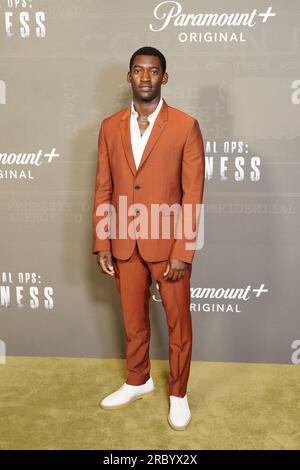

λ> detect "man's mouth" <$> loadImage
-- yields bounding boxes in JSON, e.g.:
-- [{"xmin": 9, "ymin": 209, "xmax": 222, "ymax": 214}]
[{"xmin": 139, "ymin": 85, "xmax": 152, "ymax": 90}]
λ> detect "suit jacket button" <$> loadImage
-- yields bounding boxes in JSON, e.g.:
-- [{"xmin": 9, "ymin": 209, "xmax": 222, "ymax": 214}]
[{"xmin": 134, "ymin": 185, "xmax": 141, "ymax": 190}]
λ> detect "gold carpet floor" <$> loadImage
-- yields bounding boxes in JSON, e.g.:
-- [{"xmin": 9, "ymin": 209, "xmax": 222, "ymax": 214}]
[{"xmin": 0, "ymin": 357, "xmax": 299, "ymax": 450}]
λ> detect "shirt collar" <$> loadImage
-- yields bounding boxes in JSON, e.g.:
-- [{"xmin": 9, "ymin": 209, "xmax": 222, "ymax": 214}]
[{"xmin": 131, "ymin": 97, "xmax": 163, "ymax": 122}]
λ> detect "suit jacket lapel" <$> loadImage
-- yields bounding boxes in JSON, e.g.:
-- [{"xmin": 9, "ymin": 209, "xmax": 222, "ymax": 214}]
[
  {"xmin": 137, "ymin": 98, "xmax": 168, "ymax": 172},
  {"xmin": 120, "ymin": 107, "xmax": 137, "ymax": 176},
  {"xmin": 120, "ymin": 98, "xmax": 169, "ymax": 177}
]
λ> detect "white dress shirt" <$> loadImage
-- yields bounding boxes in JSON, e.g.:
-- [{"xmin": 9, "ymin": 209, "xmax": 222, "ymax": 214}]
[{"xmin": 130, "ymin": 97, "xmax": 163, "ymax": 170}]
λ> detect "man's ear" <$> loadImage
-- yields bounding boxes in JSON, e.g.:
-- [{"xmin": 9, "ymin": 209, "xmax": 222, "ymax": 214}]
[
  {"xmin": 162, "ymin": 72, "xmax": 169, "ymax": 85},
  {"xmin": 126, "ymin": 71, "xmax": 131, "ymax": 84}
]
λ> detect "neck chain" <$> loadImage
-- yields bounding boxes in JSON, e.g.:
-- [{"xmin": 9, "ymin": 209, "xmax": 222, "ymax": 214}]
[{"xmin": 137, "ymin": 115, "xmax": 149, "ymax": 123}]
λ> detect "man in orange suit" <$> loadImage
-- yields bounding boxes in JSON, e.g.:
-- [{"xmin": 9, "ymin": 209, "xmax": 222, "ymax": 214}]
[{"xmin": 92, "ymin": 46, "xmax": 205, "ymax": 430}]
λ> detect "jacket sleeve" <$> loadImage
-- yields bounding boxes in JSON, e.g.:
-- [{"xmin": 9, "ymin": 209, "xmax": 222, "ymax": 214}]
[
  {"xmin": 92, "ymin": 119, "xmax": 113, "ymax": 254},
  {"xmin": 169, "ymin": 119, "xmax": 205, "ymax": 264}
]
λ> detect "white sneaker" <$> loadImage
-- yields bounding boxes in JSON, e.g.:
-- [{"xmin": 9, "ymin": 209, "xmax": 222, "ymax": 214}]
[
  {"xmin": 99, "ymin": 377, "xmax": 156, "ymax": 410},
  {"xmin": 167, "ymin": 394, "xmax": 192, "ymax": 430}
]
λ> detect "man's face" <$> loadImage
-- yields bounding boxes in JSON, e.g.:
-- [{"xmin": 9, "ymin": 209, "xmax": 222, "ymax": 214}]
[{"xmin": 127, "ymin": 54, "xmax": 168, "ymax": 101}]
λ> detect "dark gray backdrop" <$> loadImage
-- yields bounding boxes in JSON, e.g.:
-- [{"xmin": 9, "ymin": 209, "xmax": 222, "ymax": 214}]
[{"xmin": 0, "ymin": 0, "xmax": 299, "ymax": 364}]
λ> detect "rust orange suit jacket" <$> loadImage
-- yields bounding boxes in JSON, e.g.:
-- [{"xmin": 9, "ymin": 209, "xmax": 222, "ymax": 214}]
[{"xmin": 92, "ymin": 98, "xmax": 205, "ymax": 264}]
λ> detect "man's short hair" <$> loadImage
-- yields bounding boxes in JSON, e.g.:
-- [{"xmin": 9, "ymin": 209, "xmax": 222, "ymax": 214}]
[{"xmin": 129, "ymin": 46, "xmax": 167, "ymax": 74}]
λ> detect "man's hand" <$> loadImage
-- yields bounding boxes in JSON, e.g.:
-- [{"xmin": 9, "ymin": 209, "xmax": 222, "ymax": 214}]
[
  {"xmin": 163, "ymin": 258, "xmax": 188, "ymax": 281},
  {"xmin": 97, "ymin": 250, "xmax": 115, "ymax": 276}
]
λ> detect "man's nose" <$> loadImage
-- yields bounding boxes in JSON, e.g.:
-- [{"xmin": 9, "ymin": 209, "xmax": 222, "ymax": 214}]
[{"xmin": 141, "ymin": 71, "xmax": 151, "ymax": 81}]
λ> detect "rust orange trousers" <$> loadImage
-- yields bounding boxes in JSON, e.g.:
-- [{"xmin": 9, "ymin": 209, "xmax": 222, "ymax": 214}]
[{"xmin": 113, "ymin": 242, "xmax": 193, "ymax": 397}]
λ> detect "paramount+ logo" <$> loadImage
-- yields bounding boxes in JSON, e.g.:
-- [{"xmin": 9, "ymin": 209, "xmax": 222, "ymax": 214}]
[{"xmin": 149, "ymin": 1, "xmax": 276, "ymax": 43}]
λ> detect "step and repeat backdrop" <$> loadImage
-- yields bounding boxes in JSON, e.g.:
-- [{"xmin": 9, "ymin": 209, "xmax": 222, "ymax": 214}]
[{"xmin": 0, "ymin": 0, "xmax": 299, "ymax": 364}]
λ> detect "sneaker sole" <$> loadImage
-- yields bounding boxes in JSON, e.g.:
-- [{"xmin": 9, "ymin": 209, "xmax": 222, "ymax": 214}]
[
  {"xmin": 99, "ymin": 388, "xmax": 156, "ymax": 410},
  {"xmin": 167, "ymin": 414, "xmax": 192, "ymax": 431}
]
